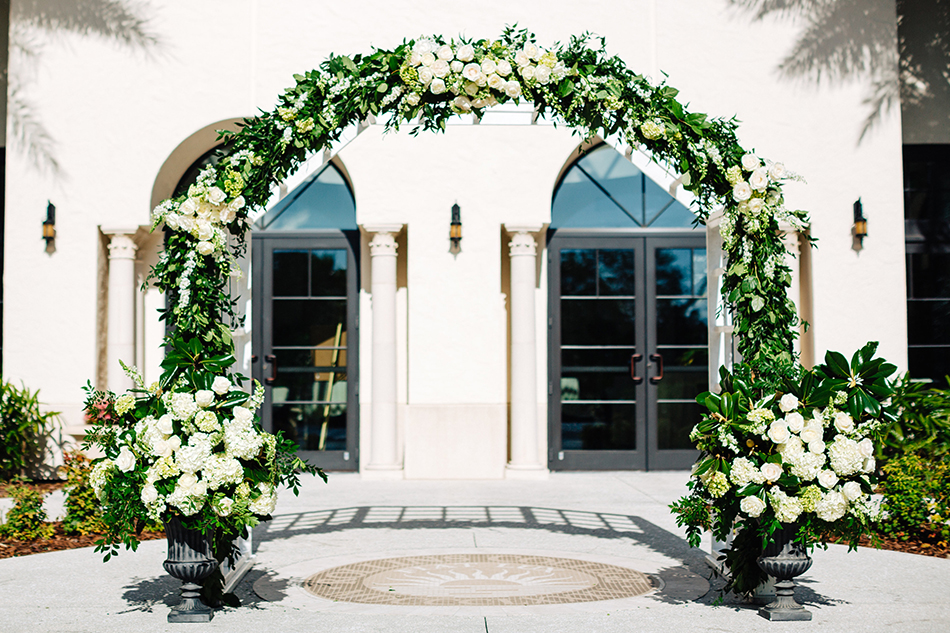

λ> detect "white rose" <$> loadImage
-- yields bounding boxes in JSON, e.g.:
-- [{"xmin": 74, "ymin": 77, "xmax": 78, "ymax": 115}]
[
  {"xmin": 750, "ymin": 168, "xmax": 769, "ymax": 191},
  {"xmin": 505, "ymin": 80, "xmax": 522, "ymax": 98},
  {"xmin": 464, "ymin": 81, "xmax": 479, "ymax": 96},
  {"xmin": 212, "ymin": 376, "xmax": 231, "ymax": 395},
  {"xmin": 197, "ymin": 241, "xmax": 214, "ymax": 256},
  {"xmin": 436, "ymin": 45, "xmax": 453, "ymax": 61},
  {"xmin": 841, "ymin": 481, "xmax": 862, "ymax": 501},
  {"xmin": 524, "ymin": 43, "xmax": 540, "ymax": 59},
  {"xmin": 195, "ymin": 390, "xmax": 215, "ymax": 408},
  {"xmin": 535, "ymin": 65, "xmax": 552, "ymax": 84},
  {"xmin": 862, "ymin": 456, "xmax": 876, "ymax": 473},
  {"xmin": 141, "ymin": 485, "xmax": 159, "ymax": 505},
  {"xmin": 165, "ymin": 213, "xmax": 181, "ymax": 230},
  {"xmin": 429, "ymin": 78, "xmax": 446, "ymax": 94},
  {"xmin": 152, "ymin": 438, "xmax": 173, "ymax": 459},
  {"xmin": 834, "ymin": 412, "xmax": 854, "ymax": 434},
  {"xmin": 115, "ymin": 447, "xmax": 136, "ymax": 472},
  {"xmin": 179, "ymin": 216, "xmax": 196, "ymax": 233},
  {"xmin": 420, "ymin": 51, "xmax": 435, "ymax": 67},
  {"xmin": 521, "ymin": 65, "xmax": 536, "ymax": 81},
  {"xmin": 487, "ymin": 74, "xmax": 505, "ymax": 90},
  {"xmin": 808, "ymin": 440, "xmax": 826, "ymax": 454},
  {"xmin": 157, "ymin": 414, "xmax": 174, "ymax": 435},
  {"xmin": 747, "ymin": 197, "xmax": 765, "ymax": 213},
  {"xmin": 405, "ymin": 92, "xmax": 420, "ymax": 106},
  {"xmin": 462, "ymin": 63, "xmax": 482, "ymax": 82},
  {"xmin": 472, "ymin": 98, "xmax": 489, "ymax": 108},
  {"xmin": 229, "ymin": 195, "xmax": 245, "ymax": 210},
  {"xmin": 740, "ymin": 495, "xmax": 767, "ymax": 518},
  {"xmin": 214, "ymin": 497, "xmax": 235, "ymax": 517},
  {"xmin": 496, "ymin": 60, "xmax": 512, "ymax": 76},
  {"xmin": 456, "ymin": 44, "xmax": 475, "ymax": 62},
  {"xmin": 818, "ymin": 469, "xmax": 839, "ymax": 489},
  {"xmin": 453, "ymin": 95, "xmax": 472, "ymax": 112},
  {"xmin": 180, "ymin": 198, "xmax": 198, "ymax": 216},
  {"xmin": 218, "ymin": 207, "xmax": 236, "ymax": 224},
  {"xmin": 760, "ymin": 462, "xmax": 783, "ymax": 483},
  {"xmin": 732, "ymin": 182, "xmax": 753, "ymax": 202},
  {"xmin": 785, "ymin": 412, "xmax": 805, "ymax": 434},
  {"xmin": 206, "ymin": 187, "xmax": 226, "ymax": 205},
  {"xmin": 857, "ymin": 438, "xmax": 874, "ymax": 458},
  {"xmin": 233, "ymin": 406, "xmax": 253, "ymax": 423},
  {"xmin": 741, "ymin": 153, "xmax": 761, "ymax": 171},
  {"xmin": 192, "ymin": 480, "xmax": 207, "ymax": 497},
  {"xmin": 409, "ymin": 51, "xmax": 422, "ymax": 66},
  {"xmin": 431, "ymin": 59, "xmax": 449, "ymax": 78},
  {"xmin": 768, "ymin": 421, "xmax": 790, "ymax": 445},
  {"xmin": 481, "ymin": 59, "xmax": 497, "ymax": 75},
  {"xmin": 800, "ymin": 425, "xmax": 822, "ymax": 444},
  {"xmin": 450, "ymin": 60, "xmax": 464, "ymax": 73},
  {"xmin": 514, "ymin": 50, "xmax": 530, "ymax": 67},
  {"xmin": 768, "ymin": 162, "xmax": 786, "ymax": 180},
  {"xmin": 168, "ymin": 435, "xmax": 181, "ymax": 452},
  {"xmin": 779, "ymin": 393, "xmax": 799, "ymax": 413},
  {"xmin": 178, "ymin": 472, "xmax": 198, "ymax": 492},
  {"xmin": 417, "ymin": 67, "xmax": 434, "ymax": 85},
  {"xmin": 196, "ymin": 220, "xmax": 214, "ymax": 241},
  {"xmin": 412, "ymin": 39, "xmax": 433, "ymax": 55}
]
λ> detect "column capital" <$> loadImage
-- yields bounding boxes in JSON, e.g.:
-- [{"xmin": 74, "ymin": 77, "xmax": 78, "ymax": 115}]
[
  {"xmin": 369, "ymin": 231, "xmax": 399, "ymax": 257},
  {"xmin": 106, "ymin": 233, "xmax": 138, "ymax": 260},
  {"xmin": 508, "ymin": 231, "xmax": 538, "ymax": 258}
]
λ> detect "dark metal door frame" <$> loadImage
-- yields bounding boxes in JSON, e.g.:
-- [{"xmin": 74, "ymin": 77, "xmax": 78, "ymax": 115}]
[{"xmin": 251, "ymin": 230, "xmax": 360, "ymax": 471}]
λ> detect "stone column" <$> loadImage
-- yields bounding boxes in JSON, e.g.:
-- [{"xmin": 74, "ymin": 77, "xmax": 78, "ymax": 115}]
[
  {"xmin": 364, "ymin": 224, "xmax": 403, "ymax": 477},
  {"xmin": 505, "ymin": 224, "xmax": 547, "ymax": 478},
  {"xmin": 104, "ymin": 229, "xmax": 138, "ymax": 393}
]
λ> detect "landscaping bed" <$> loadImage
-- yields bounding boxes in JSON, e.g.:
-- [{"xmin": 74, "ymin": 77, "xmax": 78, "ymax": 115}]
[{"xmin": 0, "ymin": 523, "xmax": 165, "ymax": 559}]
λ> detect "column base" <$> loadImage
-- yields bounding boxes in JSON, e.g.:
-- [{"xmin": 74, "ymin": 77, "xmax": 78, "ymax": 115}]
[
  {"xmin": 504, "ymin": 464, "xmax": 549, "ymax": 480},
  {"xmin": 361, "ymin": 465, "xmax": 405, "ymax": 480}
]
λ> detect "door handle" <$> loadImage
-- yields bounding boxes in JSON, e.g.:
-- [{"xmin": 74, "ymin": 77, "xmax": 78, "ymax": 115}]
[
  {"xmin": 629, "ymin": 353, "xmax": 643, "ymax": 385},
  {"xmin": 264, "ymin": 354, "xmax": 277, "ymax": 385},
  {"xmin": 649, "ymin": 353, "xmax": 664, "ymax": 384}
]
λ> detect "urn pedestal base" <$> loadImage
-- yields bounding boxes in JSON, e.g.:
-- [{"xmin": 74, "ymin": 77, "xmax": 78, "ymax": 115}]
[
  {"xmin": 758, "ymin": 578, "xmax": 813, "ymax": 621},
  {"xmin": 756, "ymin": 523, "xmax": 813, "ymax": 622},
  {"xmin": 163, "ymin": 517, "xmax": 217, "ymax": 623}
]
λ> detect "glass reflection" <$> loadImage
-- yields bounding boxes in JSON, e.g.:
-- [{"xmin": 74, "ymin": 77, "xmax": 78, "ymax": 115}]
[{"xmin": 561, "ymin": 403, "xmax": 636, "ymax": 450}]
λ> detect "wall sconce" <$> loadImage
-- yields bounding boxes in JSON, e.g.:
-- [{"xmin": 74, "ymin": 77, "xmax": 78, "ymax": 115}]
[
  {"xmin": 853, "ymin": 198, "xmax": 867, "ymax": 244},
  {"xmin": 42, "ymin": 201, "xmax": 56, "ymax": 246},
  {"xmin": 450, "ymin": 202, "xmax": 462, "ymax": 248}
]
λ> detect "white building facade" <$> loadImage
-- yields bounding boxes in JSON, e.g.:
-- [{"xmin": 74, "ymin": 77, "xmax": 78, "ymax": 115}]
[{"xmin": 5, "ymin": 0, "xmax": 945, "ymax": 478}]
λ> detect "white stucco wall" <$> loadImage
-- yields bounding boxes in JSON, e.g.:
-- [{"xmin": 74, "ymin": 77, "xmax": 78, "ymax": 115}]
[{"xmin": 3, "ymin": 0, "xmax": 907, "ymax": 475}]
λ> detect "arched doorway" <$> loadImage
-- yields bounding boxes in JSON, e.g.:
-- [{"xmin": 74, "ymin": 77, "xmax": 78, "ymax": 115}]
[
  {"xmin": 251, "ymin": 160, "xmax": 360, "ymax": 471},
  {"xmin": 548, "ymin": 144, "xmax": 705, "ymax": 470}
]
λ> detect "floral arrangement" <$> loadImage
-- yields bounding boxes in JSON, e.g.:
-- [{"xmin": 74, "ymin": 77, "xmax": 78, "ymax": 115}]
[{"xmin": 671, "ymin": 342, "xmax": 898, "ymax": 594}]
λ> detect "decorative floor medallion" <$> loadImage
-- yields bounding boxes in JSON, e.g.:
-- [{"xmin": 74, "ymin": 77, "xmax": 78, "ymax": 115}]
[{"xmin": 302, "ymin": 553, "xmax": 655, "ymax": 606}]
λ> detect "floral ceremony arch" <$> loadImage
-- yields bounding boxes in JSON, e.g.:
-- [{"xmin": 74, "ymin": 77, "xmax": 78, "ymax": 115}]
[{"xmin": 85, "ymin": 26, "xmax": 896, "ymax": 612}]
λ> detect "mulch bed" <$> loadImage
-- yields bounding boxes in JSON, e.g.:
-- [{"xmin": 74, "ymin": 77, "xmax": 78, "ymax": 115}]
[
  {"xmin": 0, "ymin": 523, "xmax": 166, "ymax": 559},
  {"xmin": 847, "ymin": 531, "xmax": 950, "ymax": 559}
]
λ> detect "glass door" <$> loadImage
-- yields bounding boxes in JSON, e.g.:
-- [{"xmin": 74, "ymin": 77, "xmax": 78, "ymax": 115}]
[
  {"xmin": 549, "ymin": 234, "xmax": 704, "ymax": 470},
  {"xmin": 252, "ymin": 234, "xmax": 359, "ymax": 470}
]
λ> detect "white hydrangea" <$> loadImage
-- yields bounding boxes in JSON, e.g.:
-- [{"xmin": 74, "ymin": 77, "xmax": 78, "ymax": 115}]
[
  {"xmin": 768, "ymin": 488, "xmax": 804, "ymax": 523},
  {"xmin": 730, "ymin": 457, "xmax": 766, "ymax": 487},
  {"xmin": 90, "ymin": 460, "xmax": 115, "ymax": 502},
  {"xmin": 203, "ymin": 454, "xmax": 245, "ymax": 491},
  {"xmin": 788, "ymin": 451, "xmax": 825, "ymax": 481},
  {"xmin": 828, "ymin": 435, "xmax": 865, "ymax": 477},
  {"xmin": 778, "ymin": 435, "xmax": 806, "ymax": 461},
  {"xmin": 249, "ymin": 482, "xmax": 278, "ymax": 515},
  {"xmin": 146, "ymin": 455, "xmax": 180, "ymax": 483},
  {"xmin": 224, "ymin": 419, "xmax": 265, "ymax": 460},
  {"xmin": 195, "ymin": 410, "xmax": 220, "ymax": 433},
  {"xmin": 176, "ymin": 441, "xmax": 212, "ymax": 474},
  {"xmin": 815, "ymin": 490, "xmax": 848, "ymax": 522},
  {"xmin": 171, "ymin": 392, "xmax": 198, "ymax": 421}
]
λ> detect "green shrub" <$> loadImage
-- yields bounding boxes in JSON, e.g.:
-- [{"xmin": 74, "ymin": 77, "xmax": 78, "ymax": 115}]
[
  {"xmin": 0, "ymin": 483, "xmax": 55, "ymax": 540},
  {"xmin": 0, "ymin": 380, "xmax": 58, "ymax": 480},
  {"xmin": 879, "ymin": 454, "xmax": 950, "ymax": 542},
  {"xmin": 60, "ymin": 451, "xmax": 106, "ymax": 536},
  {"xmin": 880, "ymin": 374, "xmax": 950, "ymax": 463}
]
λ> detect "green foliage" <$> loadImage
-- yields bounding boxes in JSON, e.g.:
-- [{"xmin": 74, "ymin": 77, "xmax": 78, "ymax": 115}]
[
  {"xmin": 60, "ymin": 451, "xmax": 106, "ymax": 536},
  {"xmin": 879, "ymin": 454, "xmax": 950, "ymax": 542},
  {"xmin": 0, "ymin": 482, "xmax": 55, "ymax": 540},
  {"xmin": 0, "ymin": 380, "xmax": 58, "ymax": 480},
  {"xmin": 878, "ymin": 374, "xmax": 950, "ymax": 463}
]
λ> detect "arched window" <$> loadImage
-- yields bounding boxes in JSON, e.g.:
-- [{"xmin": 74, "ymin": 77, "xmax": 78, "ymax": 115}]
[{"xmin": 255, "ymin": 162, "xmax": 357, "ymax": 231}]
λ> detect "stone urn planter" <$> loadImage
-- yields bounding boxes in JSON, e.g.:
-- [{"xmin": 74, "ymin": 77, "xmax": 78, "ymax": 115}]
[
  {"xmin": 756, "ymin": 523, "xmax": 813, "ymax": 621},
  {"xmin": 163, "ymin": 516, "xmax": 217, "ymax": 623}
]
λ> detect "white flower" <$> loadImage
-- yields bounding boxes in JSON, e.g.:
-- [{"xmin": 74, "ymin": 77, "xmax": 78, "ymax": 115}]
[
  {"xmin": 524, "ymin": 43, "xmax": 540, "ymax": 59},
  {"xmin": 233, "ymin": 406, "xmax": 253, "ymax": 423},
  {"xmin": 165, "ymin": 213, "xmax": 181, "ymax": 230},
  {"xmin": 195, "ymin": 390, "xmax": 215, "ymax": 409},
  {"xmin": 857, "ymin": 438, "xmax": 874, "ymax": 458},
  {"xmin": 815, "ymin": 491, "xmax": 848, "ymax": 522},
  {"xmin": 496, "ymin": 60, "xmax": 512, "ymax": 76},
  {"xmin": 450, "ymin": 60, "xmax": 464, "ymax": 73},
  {"xmin": 740, "ymin": 495, "xmax": 767, "ymax": 518},
  {"xmin": 521, "ymin": 65, "xmax": 536, "ymax": 81},
  {"xmin": 800, "ymin": 424, "xmax": 822, "ymax": 445},
  {"xmin": 481, "ymin": 59, "xmax": 497, "ymax": 75},
  {"xmin": 456, "ymin": 44, "xmax": 475, "ymax": 62},
  {"xmin": 732, "ymin": 182, "xmax": 753, "ymax": 202},
  {"xmin": 487, "ymin": 74, "xmax": 505, "ymax": 90},
  {"xmin": 412, "ymin": 39, "xmax": 433, "ymax": 55},
  {"xmin": 514, "ymin": 50, "xmax": 530, "ymax": 67},
  {"xmin": 747, "ymin": 197, "xmax": 764, "ymax": 214},
  {"xmin": 436, "ymin": 45, "xmax": 453, "ymax": 61},
  {"xmin": 818, "ymin": 469, "xmax": 839, "ymax": 489},
  {"xmin": 779, "ymin": 435, "xmax": 806, "ymax": 461},
  {"xmin": 419, "ymin": 51, "xmax": 435, "ymax": 67},
  {"xmin": 178, "ymin": 472, "xmax": 198, "ymax": 492},
  {"xmin": 141, "ymin": 484, "xmax": 159, "ymax": 505},
  {"xmin": 453, "ymin": 95, "xmax": 472, "ymax": 112},
  {"xmin": 808, "ymin": 439, "xmax": 826, "ymax": 454},
  {"xmin": 179, "ymin": 216, "xmax": 196, "ymax": 233},
  {"xmin": 834, "ymin": 411, "xmax": 855, "ymax": 434},
  {"xmin": 212, "ymin": 376, "xmax": 231, "ymax": 396},
  {"xmin": 180, "ymin": 198, "xmax": 198, "ymax": 216},
  {"xmin": 505, "ymin": 81, "xmax": 522, "ymax": 98},
  {"xmin": 196, "ymin": 220, "xmax": 213, "ymax": 239},
  {"xmin": 431, "ymin": 59, "xmax": 449, "ymax": 78},
  {"xmin": 206, "ymin": 187, "xmax": 226, "ymax": 205},
  {"xmin": 157, "ymin": 414, "xmax": 174, "ymax": 435},
  {"xmin": 788, "ymin": 450, "xmax": 825, "ymax": 481},
  {"xmin": 197, "ymin": 241, "xmax": 215, "ymax": 256},
  {"xmin": 760, "ymin": 462, "xmax": 783, "ymax": 483},
  {"xmin": 429, "ymin": 78, "xmax": 446, "ymax": 94},
  {"xmin": 214, "ymin": 497, "xmax": 234, "ymax": 517},
  {"xmin": 750, "ymin": 168, "xmax": 769, "ymax": 191},
  {"xmin": 841, "ymin": 481, "xmax": 863, "ymax": 501},
  {"xmin": 417, "ymin": 67, "xmax": 434, "ymax": 85},
  {"xmin": 779, "ymin": 393, "xmax": 799, "ymax": 413},
  {"xmin": 768, "ymin": 162, "xmax": 786, "ymax": 180},
  {"xmin": 768, "ymin": 421, "xmax": 790, "ymax": 444},
  {"xmin": 463, "ymin": 81, "xmax": 479, "ymax": 96},
  {"xmin": 741, "ymin": 153, "xmax": 761, "ymax": 171},
  {"xmin": 862, "ymin": 456, "xmax": 876, "ymax": 473},
  {"xmin": 409, "ymin": 51, "xmax": 422, "ymax": 66},
  {"xmin": 786, "ymin": 412, "xmax": 805, "ymax": 434},
  {"xmin": 115, "ymin": 447, "xmax": 136, "ymax": 472},
  {"xmin": 462, "ymin": 63, "xmax": 482, "ymax": 82},
  {"xmin": 218, "ymin": 207, "xmax": 236, "ymax": 224},
  {"xmin": 828, "ymin": 435, "xmax": 865, "ymax": 476},
  {"xmin": 769, "ymin": 488, "xmax": 803, "ymax": 523},
  {"xmin": 152, "ymin": 438, "xmax": 173, "ymax": 459},
  {"xmin": 229, "ymin": 195, "xmax": 245, "ymax": 210},
  {"xmin": 535, "ymin": 64, "xmax": 552, "ymax": 84},
  {"xmin": 730, "ymin": 457, "xmax": 766, "ymax": 487},
  {"xmin": 405, "ymin": 93, "xmax": 420, "ymax": 106}
]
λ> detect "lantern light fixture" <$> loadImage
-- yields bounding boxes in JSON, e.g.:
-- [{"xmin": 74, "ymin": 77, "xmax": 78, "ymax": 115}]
[
  {"xmin": 450, "ymin": 202, "xmax": 462, "ymax": 249},
  {"xmin": 42, "ymin": 201, "xmax": 56, "ymax": 246},
  {"xmin": 853, "ymin": 198, "xmax": 867, "ymax": 243}
]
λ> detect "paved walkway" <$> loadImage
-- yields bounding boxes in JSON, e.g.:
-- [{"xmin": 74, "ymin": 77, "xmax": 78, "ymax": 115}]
[{"xmin": 0, "ymin": 471, "xmax": 947, "ymax": 632}]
